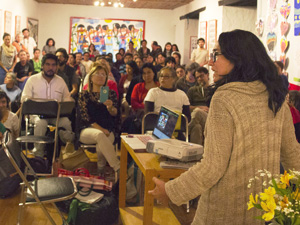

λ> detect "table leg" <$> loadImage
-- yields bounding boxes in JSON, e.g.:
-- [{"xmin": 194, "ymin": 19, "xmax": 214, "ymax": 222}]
[
  {"xmin": 143, "ymin": 169, "xmax": 156, "ymax": 225},
  {"xmin": 119, "ymin": 141, "xmax": 128, "ymax": 208}
]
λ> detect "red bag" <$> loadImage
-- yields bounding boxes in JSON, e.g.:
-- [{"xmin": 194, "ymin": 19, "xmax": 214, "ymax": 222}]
[{"xmin": 58, "ymin": 168, "xmax": 113, "ymax": 191}]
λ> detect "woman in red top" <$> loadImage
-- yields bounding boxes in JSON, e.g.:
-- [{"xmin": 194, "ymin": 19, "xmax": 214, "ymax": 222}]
[{"xmin": 131, "ymin": 63, "xmax": 159, "ymax": 113}]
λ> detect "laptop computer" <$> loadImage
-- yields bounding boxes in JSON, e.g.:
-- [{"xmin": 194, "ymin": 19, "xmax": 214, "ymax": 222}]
[{"xmin": 122, "ymin": 106, "xmax": 179, "ymax": 150}]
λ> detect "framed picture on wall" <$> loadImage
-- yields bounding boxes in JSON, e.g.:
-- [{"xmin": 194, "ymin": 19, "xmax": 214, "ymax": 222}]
[
  {"xmin": 15, "ymin": 16, "xmax": 21, "ymax": 35},
  {"xmin": 208, "ymin": 19, "xmax": 217, "ymax": 53},
  {"xmin": 190, "ymin": 36, "xmax": 198, "ymax": 59},
  {"xmin": 199, "ymin": 21, "xmax": 207, "ymax": 48},
  {"xmin": 27, "ymin": 17, "xmax": 39, "ymax": 45},
  {"xmin": 4, "ymin": 11, "xmax": 12, "ymax": 34},
  {"xmin": 69, "ymin": 17, "xmax": 145, "ymax": 61},
  {"xmin": 0, "ymin": 10, "xmax": 2, "ymax": 39}
]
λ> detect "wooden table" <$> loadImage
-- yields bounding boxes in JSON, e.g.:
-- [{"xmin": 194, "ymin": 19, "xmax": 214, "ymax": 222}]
[{"xmin": 119, "ymin": 136, "xmax": 186, "ymax": 225}]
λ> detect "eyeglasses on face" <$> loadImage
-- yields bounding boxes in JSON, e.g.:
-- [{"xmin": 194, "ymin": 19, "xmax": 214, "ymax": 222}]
[
  {"xmin": 210, "ymin": 51, "xmax": 223, "ymax": 62},
  {"xmin": 159, "ymin": 75, "xmax": 172, "ymax": 79}
]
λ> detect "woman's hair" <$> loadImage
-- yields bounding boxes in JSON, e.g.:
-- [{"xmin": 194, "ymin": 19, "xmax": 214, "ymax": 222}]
[
  {"xmin": 211, "ymin": 29, "xmax": 287, "ymax": 115},
  {"xmin": 89, "ymin": 43, "xmax": 96, "ymax": 51},
  {"xmin": 126, "ymin": 60, "xmax": 140, "ymax": 77},
  {"xmin": 186, "ymin": 62, "xmax": 200, "ymax": 78},
  {"xmin": 0, "ymin": 91, "xmax": 10, "ymax": 108},
  {"xmin": 171, "ymin": 51, "xmax": 181, "ymax": 64},
  {"xmin": 88, "ymin": 62, "xmax": 109, "ymax": 92},
  {"xmin": 3, "ymin": 33, "xmax": 10, "ymax": 40},
  {"xmin": 172, "ymin": 44, "xmax": 179, "ymax": 52},
  {"xmin": 289, "ymin": 91, "xmax": 300, "ymax": 112},
  {"xmin": 158, "ymin": 66, "xmax": 176, "ymax": 81},
  {"xmin": 46, "ymin": 38, "xmax": 55, "ymax": 46},
  {"xmin": 141, "ymin": 63, "xmax": 157, "ymax": 82},
  {"xmin": 163, "ymin": 42, "xmax": 172, "ymax": 54}
]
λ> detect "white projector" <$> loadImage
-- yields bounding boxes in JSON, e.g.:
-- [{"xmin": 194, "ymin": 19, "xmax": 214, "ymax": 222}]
[{"xmin": 146, "ymin": 139, "xmax": 203, "ymax": 162}]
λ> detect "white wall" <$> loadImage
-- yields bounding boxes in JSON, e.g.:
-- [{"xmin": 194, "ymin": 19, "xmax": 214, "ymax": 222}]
[
  {"xmin": 0, "ymin": 0, "xmax": 39, "ymax": 44},
  {"xmin": 38, "ymin": 3, "xmax": 176, "ymax": 52},
  {"xmin": 257, "ymin": 0, "xmax": 299, "ymax": 86},
  {"xmin": 222, "ymin": 6, "xmax": 256, "ymax": 33}
]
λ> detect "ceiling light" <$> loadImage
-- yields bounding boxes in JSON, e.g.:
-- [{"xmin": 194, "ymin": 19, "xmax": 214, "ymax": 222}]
[
  {"xmin": 108, "ymin": 1, "xmax": 112, "ymax": 4},
  {"xmin": 94, "ymin": 1, "xmax": 100, "ymax": 6},
  {"xmin": 133, "ymin": 0, "xmax": 137, "ymax": 2},
  {"xmin": 114, "ymin": 2, "xmax": 119, "ymax": 7},
  {"xmin": 100, "ymin": 2, "xmax": 105, "ymax": 6},
  {"xmin": 120, "ymin": 3, "xmax": 124, "ymax": 7}
]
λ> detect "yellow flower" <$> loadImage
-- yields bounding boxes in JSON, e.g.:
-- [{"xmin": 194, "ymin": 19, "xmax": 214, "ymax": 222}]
[
  {"xmin": 292, "ymin": 188, "xmax": 300, "ymax": 201},
  {"xmin": 261, "ymin": 199, "xmax": 276, "ymax": 221},
  {"xmin": 280, "ymin": 171, "xmax": 294, "ymax": 187},
  {"xmin": 280, "ymin": 195, "xmax": 290, "ymax": 209},
  {"xmin": 260, "ymin": 187, "xmax": 276, "ymax": 202},
  {"xmin": 247, "ymin": 193, "xmax": 259, "ymax": 210}
]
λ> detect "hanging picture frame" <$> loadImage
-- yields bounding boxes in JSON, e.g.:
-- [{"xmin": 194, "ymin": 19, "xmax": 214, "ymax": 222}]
[
  {"xmin": 189, "ymin": 36, "xmax": 198, "ymax": 59},
  {"xmin": 208, "ymin": 19, "xmax": 217, "ymax": 53},
  {"xmin": 27, "ymin": 17, "xmax": 39, "ymax": 45},
  {"xmin": 15, "ymin": 16, "xmax": 21, "ymax": 35},
  {"xmin": 4, "ymin": 11, "xmax": 12, "ymax": 34},
  {"xmin": 199, "ymin": 21, "xmax": 207, "ymax": 48}
]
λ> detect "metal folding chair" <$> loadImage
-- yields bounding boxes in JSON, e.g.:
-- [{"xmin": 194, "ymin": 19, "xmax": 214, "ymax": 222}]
[{"xmin": 2, "ymin": 131, "xmax": 77, "ymax": 225}]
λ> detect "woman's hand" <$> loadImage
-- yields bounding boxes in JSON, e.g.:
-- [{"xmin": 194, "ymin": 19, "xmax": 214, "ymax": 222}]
[
  {"xmin": 104, "ymin": 99, "xmax": 117, "ymax": 115},
  {"xmin": 8, "ymin": 68, "xmax": 13, "ymax": 72},
  {"xmin": 148, "ymin": 177, "xmax": 170, "ymax": 206}
]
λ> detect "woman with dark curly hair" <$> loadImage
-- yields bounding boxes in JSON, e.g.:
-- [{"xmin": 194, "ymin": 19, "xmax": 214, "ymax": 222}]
[
  {"xmin": 149, "ymin": 29, "xmax": 300, "ymax": 224},
  {"xmin": 42, "ymin": 38, "xmax": 56, "ymax": 55}
]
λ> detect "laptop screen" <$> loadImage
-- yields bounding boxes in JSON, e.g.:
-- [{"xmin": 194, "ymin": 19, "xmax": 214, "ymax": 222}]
[{"xmin": 152, "ymin": 106, "xmax": 179, "ymax": 139}]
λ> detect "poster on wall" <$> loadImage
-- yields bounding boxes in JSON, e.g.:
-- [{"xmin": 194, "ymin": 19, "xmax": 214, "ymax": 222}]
[
  {"xmin": 4, "ymin": 11, "xmax": 12, "ymax": 34},
  {"xmin": 15, "ymin": 16, "xmax": 21, "ymax": 35},
  {"xmin": 69, "ymin": 17, "xmax": 145, "ymax": 58},
  {"xmin": 295, "ymin": 0, "xmax": 300, "ymax": 36},
  {"xmin": 189, "ymin": 36, "xmax": 198, "ymax": 59},
  {"xmin": 0, "ymin": 10, "xmax": 2, "ymax": 41},
  {"xmin": 208, "ymin": 19, "xmax": 217, "ymax": 54},
  {"xmin": 27, "ymin": 17, "xmax": 39, "ymax": 45},
  {"xmin": 199, "ymin": 21, "xmax": 207, "ymax": 48}
]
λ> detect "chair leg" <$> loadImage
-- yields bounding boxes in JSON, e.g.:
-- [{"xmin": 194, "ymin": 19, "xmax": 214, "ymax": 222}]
[
  {"xmin": 38, "ymin": 202, "xmax": 56, "ymax": 225},
  {"xmin": 52, "ymin": 202, "xmax": 69, "ymax": 225},
  {"xmin": 18, "ymin": 183, "xmax": 26, "ymax": 225}
]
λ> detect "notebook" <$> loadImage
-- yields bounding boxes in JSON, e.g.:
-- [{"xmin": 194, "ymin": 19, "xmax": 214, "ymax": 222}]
[{"xmin": 122, "ymin": 106, "xmax": 179, "ymax": 150}]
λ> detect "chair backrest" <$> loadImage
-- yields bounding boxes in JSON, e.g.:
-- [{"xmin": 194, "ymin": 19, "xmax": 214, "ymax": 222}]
[
  {"xmin": 59, "ymin": 101, "xmax": 75, "ymax": 117},
  {"xmin": 21, "ymin": 98, "xmax": 59, "ymax": 118}
]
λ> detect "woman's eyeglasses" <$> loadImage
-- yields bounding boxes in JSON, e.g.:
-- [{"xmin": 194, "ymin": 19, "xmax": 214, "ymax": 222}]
[
  {"xmin": 159, "ymin": 75, "xmax": 172, "ymax": 79},
  {"xmin": 210, "ymin": 52, "xmax": 223, "ymax": 62}
]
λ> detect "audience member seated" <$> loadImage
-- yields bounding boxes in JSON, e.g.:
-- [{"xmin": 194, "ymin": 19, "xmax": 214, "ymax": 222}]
[
  {"xmin": 13, "ymin": 50, "xmax": 33, "ymax": 90},
  {"xmin": 0, "ymin": 72, "xmax": 22, "ymax": 112},
  {"xmin": 119, "ymin": 48, "xmax": 125, "ymax": 57},
  {"xmin": 56, "ymin": 48, "xmax": 78, "ymax": 98},
  {"xmin": 12, "ymin": 33, "xmax": 27, "ymax": 54},
  {"xmin": 0, "ymin": 91, "xmax": 19, "ymax": 138},
  {"xmin": 165, "ymin": 57, "xmax": 176, "ymax": 69},
  {"xmin": 144, "ymin": 66, "xmax": 191, "ymax": 122},
  {"xmin": 42, "ymin": 38, "xmax": 56, "ymax": 56},
  {"xmin": 67, "ymin": 53, "xmax": 76, "ymax": 68},
  {"xmin": 155, "ymin": 53, "xmax": 166, "ymax": 73},
  {"xmin": 147, "ymin": 54, "xmax": 154, "ymax": 65},
  {"xmin": 176, "ymin": 62, "xmax": 199, "ymax": 93},
  {"xmin": 119, "ymin": 61, "xmax": 140, "ymax": 117},
  {"xmin": 29, "ymin": 49, "xmax": 42, "ymax": 75},
  {"xmin": 172, "ymin": 44, "xmax": 179, "ymax": 52},
  {"xmin": 82, "ymin": 52, "xmax": 93, "ymax": 74},
  {"xmin": 137, "ymin": 39, "xmax": 150, "ymax": 58},
  {"xmin": 172, "ymin": 51, "xmax": 181, "ymax": 67},
  {"xmin": 0, "ymin": 33, "xmax": 17, "ymax": 84},
  {"xmin": 74, "ymin": 52, "xmax": 87, "ymax": 81},
  {"xmin": 163, "ymin": 42, "xmax": 173, "ymax": 58},
  {"xmin": 131, "ymin": 63, "xmax": 159, "ymax": 115},
  {"xmin": 135, "ymin": 56, "xmax": 143, "ymax": 70},
  {"xmin": 88, "ymin": 43, "xmax": 100, "ymax": 60},
  {"xmin": 176, "ymin": 65, "xmax": 185, "ymax": 80},
  {"xmin": 287, "ymin": 90, "xmax": 300, "ymax": 142},
  {"xmin": 126, "ymin": 41, "xmax": 137, "ymax": 55},
  {"xmin": 150, "ymin": 41, "xmax": 161, "ymax": 59},
  {"xmin": 78, "ymin": 63, "xmax": 120, "ymax": 176},
  {"xmin": 21, "ymin": 53, "xmax": 75, "ymax": 157},
  {"xmin": 119, "ymin": 53, "xmax": 133, "ymax": 76},
  {"xmin": 114, "ymin": 53, "xmax": 124, "ymax": 72},
  {"xmin": 187, "ymin": 67, "xmax": 210, "ymax": 145}
]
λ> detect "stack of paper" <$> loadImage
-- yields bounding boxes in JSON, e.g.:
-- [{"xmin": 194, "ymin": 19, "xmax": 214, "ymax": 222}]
[{"xmin": 75, "ymin": 190, "xmax": 104, "ymax": 204}]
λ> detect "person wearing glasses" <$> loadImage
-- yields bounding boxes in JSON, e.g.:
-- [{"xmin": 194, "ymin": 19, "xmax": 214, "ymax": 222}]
[
  {"xmin": 78, "ymin": 62, "xmax": 120, "ymax": 178},
  {"xmin": 144, "ymin": 66, "xmax": 191, "ymax": 122},
  {"xmin": 149, "ymin": 30, "xmax": 300, "ymax": 224}
]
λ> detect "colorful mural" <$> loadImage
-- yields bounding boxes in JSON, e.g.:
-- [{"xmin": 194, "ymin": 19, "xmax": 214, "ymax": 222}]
[
  {"xmin": 295, "ymin": 0, "xmax": 300, "ymax": 36},
  {"xmin": 69, "ymin": 17, "xmax": 145, "ymax": 57}
]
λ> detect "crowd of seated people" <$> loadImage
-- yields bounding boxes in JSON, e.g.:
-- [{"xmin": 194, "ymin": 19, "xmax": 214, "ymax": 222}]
[{"xmin": 0, "ymin": 31, "xmax": 294, "ymax": 181}]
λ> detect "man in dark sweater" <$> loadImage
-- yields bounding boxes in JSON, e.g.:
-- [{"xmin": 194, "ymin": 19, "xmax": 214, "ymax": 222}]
[{"xmin": 14, "ymin": 50, "xmax": 33, "ymax": 90}]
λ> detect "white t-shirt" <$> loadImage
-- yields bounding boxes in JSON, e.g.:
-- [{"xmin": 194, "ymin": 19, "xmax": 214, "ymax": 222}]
[
  {"xmin": 144, "ymin": 87, "xmax": 190, "ymax": 113},
  {"xmin": 82, "ymin": 60, "xmax": 93, "ymax": 74},
  {"xmin": 191, "ymin": 48, "xmax": 208, "ymax": 65},
  {"xmin": 22, "ymin": 37, "xmax": 37, "ymax": 59},
  {"xmin": 3, "ymin": 111, "xmax": 19, "ymax": 138}
]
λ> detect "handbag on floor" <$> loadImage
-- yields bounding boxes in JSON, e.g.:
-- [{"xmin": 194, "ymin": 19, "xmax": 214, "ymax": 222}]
[{"xmin": 59, "ymin": 144, "xmax": 89, "ymax": 171}]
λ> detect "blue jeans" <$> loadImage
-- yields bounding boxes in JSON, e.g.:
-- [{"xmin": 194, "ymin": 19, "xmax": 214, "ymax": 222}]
[{"xmin": 0, "ymin": 67, "xmax": 9, "ymax": 85}]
